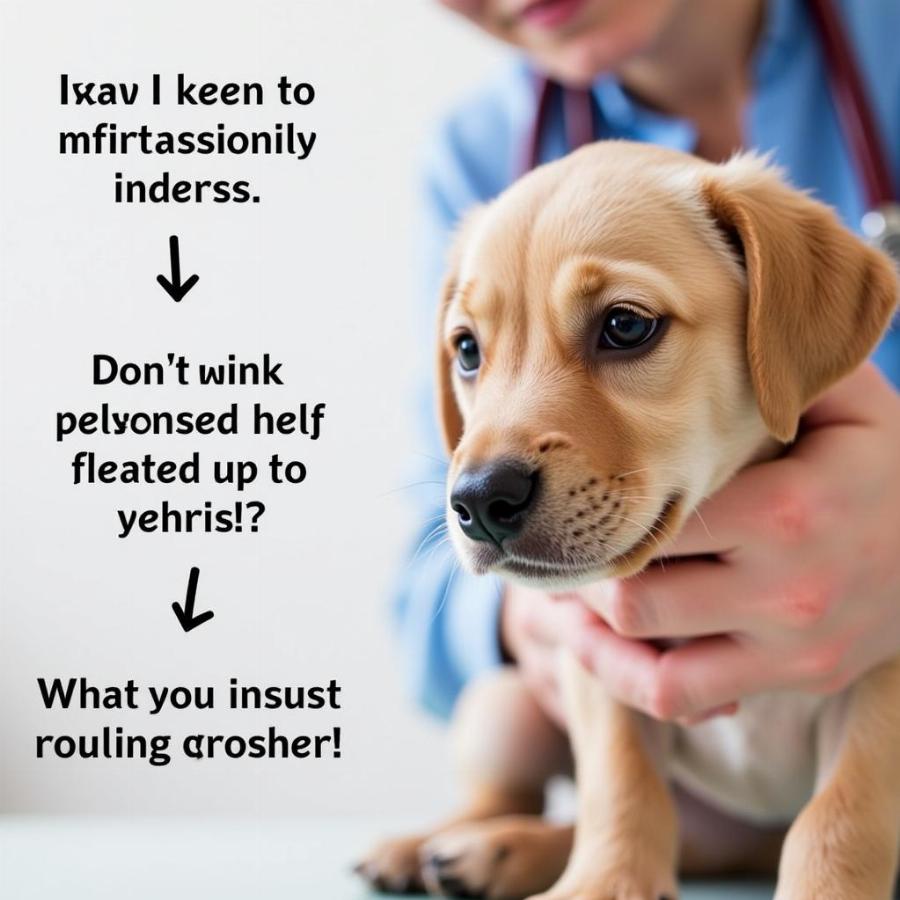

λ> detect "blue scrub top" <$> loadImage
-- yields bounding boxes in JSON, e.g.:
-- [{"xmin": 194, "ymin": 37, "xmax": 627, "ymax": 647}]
[{"xmin": 396, "ymin": 0, "xmax": 900, "ymax": 718}]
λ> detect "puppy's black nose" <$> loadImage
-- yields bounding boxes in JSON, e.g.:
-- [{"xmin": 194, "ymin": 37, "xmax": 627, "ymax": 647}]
[{"xmin": 451, "ymin": 460, "xmax": 539, "ymax": 545}]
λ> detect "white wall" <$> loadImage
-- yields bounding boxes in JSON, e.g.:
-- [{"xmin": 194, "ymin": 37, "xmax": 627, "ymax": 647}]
[{"xmin": 0, "ymin": 0, "xmax": 507, "ymax": 815}]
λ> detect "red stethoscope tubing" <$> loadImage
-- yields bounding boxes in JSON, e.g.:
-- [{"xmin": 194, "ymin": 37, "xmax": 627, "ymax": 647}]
[
  {"xmin": 521, "ymin": 78, "xmax": 593, "ymax": 175},
  {"xmin": 806, "ymin": 0, "xmax": 895, "ymax": 208},
  {"xmin": 521, "ymin": 0, "xmax": 896, "ymax": 211}
]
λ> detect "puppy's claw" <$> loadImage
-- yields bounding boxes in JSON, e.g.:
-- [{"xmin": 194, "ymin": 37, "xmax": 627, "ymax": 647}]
[
  {"xmin": 353, "ymin": 836, "xmax": 427, "ymax": 895},
  {"xmin": 423, "ymin": 852, "xmax": 461, "ymax": 870}
]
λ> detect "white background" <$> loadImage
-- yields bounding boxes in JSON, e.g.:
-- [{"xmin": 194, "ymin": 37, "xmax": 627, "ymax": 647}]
[{"xmin": 0, "ymin": 0, "xmax": 507, "ymax": 815}]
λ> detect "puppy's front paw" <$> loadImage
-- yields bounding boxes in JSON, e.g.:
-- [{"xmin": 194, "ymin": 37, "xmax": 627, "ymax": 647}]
[
  {"xmin": 529, "ymin": 868, "xmax": 677, "ymax": 900},
  {"xmin": 354, "ymin": 834, "xmax": 426, "ymax": 894},
  {"xmin": 530, "ymin": 889, "xmax": 675, "ymax": 900},
  {"xmin": 419, "ymin": 816, "xmax": 572, "ymax": 899}
]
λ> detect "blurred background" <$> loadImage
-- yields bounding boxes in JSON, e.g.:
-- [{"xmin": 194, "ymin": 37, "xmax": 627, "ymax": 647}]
[{"xmin": 0, "ymin": 0, "xmax": 509, "ymax": 816}]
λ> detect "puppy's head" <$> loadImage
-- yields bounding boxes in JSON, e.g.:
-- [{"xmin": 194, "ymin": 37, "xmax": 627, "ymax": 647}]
[{"xmin": 437, "ymin": 142, "xmax": 897, "ymax": 587}]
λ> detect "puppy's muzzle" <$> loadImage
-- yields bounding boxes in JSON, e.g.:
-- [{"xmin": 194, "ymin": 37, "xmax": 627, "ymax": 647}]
[{"xmin": 450, "ymin": 459, "xmax": 539, "ymax": 545}]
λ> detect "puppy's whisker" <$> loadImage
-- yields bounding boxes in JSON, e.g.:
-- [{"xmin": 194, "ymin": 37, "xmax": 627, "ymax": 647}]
[
  {"xmin": 417, "ymin": 511, "xmax": 450, "ymax": 529},
  {"xmin": 430, "ymin": 558, "xmax": 461, "ymax": 625},
  {"xmin": 410, "ymin": 521, "xmax": 449, "ymax": 565},
  {"xmin": 417, "ymin": 518, "xmax": 449, "ymax": 543},
  {"xmin": 691, "ymin": 507, "xmax": 715, "ymax": 540},
  {"xmin": 612, "ymin": 491, "xmax": 716, "ymax": 545},
  {"xmin": 411, "ymin": 450, "xmax": 450, "ymax": 467},
  {"xmin": 422, "ymin": 535, "xmax": 454, "ymax": 569},
  {"xmin": 379, "ymin": 480, "xmax": 447, "ymax": 499},
  {"xmin": 613, "ymin": 482, "xmax": 686, "ymax": 493},
  {"xmin": 607, "ymin": 511, "xmax": 670, "ymax": 556},
  {"xmin": 613, "ymin": 464, "xmax": 686, "ymax": 480}
]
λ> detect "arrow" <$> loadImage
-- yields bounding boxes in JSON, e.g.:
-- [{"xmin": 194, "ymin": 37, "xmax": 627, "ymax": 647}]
[
  {"xmin": 156, "ymin": 235, "xmax": 199, "ymax": 302},
  {"xmin": 172, "ymin": 566, "xmax": 214, "ymax": 632}
]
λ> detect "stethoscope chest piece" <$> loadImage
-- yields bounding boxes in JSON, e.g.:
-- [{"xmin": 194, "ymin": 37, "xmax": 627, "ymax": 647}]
[{"xmin": 861, "ymin": 204, "xmax": 900, "ymax": 267}]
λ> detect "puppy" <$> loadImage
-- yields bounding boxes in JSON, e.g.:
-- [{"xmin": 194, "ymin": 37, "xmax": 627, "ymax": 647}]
[{"xmin": 357, "ymin": 142, "xmax": 899, "ymax": 899}]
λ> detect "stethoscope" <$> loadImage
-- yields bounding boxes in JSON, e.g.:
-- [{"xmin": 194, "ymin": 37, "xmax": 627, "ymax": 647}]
[{"xmin": 520, "ymin": 0, "xmax": 900, "ymax": 264}]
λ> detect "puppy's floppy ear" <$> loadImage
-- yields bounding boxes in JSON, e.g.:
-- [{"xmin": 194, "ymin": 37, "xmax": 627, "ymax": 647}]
[
  {"xmin": 434, "ymin": 207, "xmax": 485, "ymax": 454},
  {"xmin": 702, "ymin": 155, "xmax": 898, "ymax": 442},
  {"xmin": 435, "ymin": 267, "xmax": 464, "ymax": 454}
]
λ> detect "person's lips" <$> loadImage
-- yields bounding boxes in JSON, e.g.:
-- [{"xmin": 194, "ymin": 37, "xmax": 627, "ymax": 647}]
[{"xmin": 518, "ymin": 0, "xmax": 586, "ymax": 30}]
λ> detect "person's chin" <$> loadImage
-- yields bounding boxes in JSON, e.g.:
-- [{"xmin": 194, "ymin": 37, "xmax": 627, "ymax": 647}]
[
  {"xmin": 529, "ymin": 15, "xmax": 662, "ymax": 87},
  {"xmin": 529, "ymin": 36, "xmax": 624, "ymax": 87}
]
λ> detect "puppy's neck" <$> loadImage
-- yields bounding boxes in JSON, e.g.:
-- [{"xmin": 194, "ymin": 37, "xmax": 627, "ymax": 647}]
[
  {"xmin": 711, "ymin": 435, "xmax": 782, "ymax": 497},
  {"xmin": 747, "ymin": 434, "xmax": 784, "ymax": 467}
]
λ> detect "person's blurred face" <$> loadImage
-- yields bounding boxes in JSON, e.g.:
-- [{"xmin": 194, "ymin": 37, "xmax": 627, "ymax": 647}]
[{"xmin": 440, "ymin": 0, "xmax": 681, "ymax": 85}]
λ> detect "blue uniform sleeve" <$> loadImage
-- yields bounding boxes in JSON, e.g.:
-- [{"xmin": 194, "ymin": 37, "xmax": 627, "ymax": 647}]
[
  {"xmin": 391, "ymin": 510, "xmax": 505, "ymax": 719},
  {"xmin": 390, "ymin": 100, "xmax": 518, "ymax": 719}
]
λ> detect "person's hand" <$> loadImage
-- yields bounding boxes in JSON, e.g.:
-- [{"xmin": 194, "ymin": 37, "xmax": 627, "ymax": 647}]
[
  {"xmin": 501, "ymin": 583, "xmax": 604, "ymax": 727},
  {"xmin": 569, "ymin": 362, "xmax": 900, "ymax": 722}
]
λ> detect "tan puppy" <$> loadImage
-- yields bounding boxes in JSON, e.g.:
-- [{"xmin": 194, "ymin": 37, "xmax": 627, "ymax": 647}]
[{"xmin": 357, "ymin": 142, "xmax": 899, "ymax": 899}]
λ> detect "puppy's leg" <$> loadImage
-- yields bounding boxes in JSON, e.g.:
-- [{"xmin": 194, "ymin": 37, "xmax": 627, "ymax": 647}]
[
  {"xmin": 420, "ymin": 817, "xmax": 574, "ymax": 899},
  {"xmin": 533, "ymin": 650, "xmax": 678, "ymax": 900},
  {"xmin": 356, "ymin": 667, "xmax": 571, "ymax": 895},
  {"xmin": 775, "ymin": 657, "xmax": 900, "ymax": 900}
]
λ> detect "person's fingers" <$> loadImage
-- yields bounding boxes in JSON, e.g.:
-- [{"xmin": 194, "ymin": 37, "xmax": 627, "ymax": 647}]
[
  {"xmin": 678, "ymin": 702, "xmax": 739, "ymax": 727},
  {"xmin": 578, "ymin": 626, "xmax": 792, "ymax": 720},
  {"xmin": 664, "ymin": 374, "xmax": 887, "ymax": 562},
  {"xmin": 572, "ymin": 620, "xmax": 664, "ymax": 713},
  {"xmin": 660, "ymin": 454, "xmax": 822, "ymax": 559},
  {"xmin": 507, "ymin": 589, "xmax": 603, "ymax": 726},
  {"xmin": 658, "ymin": 499, "xmax": 742, "ymax": 558},
  {"xmin": 516, "ymin": 636, "xmax": 567, "ymax": 727},
  {"xmin": 531, "ymin": 664, "xmax": 567, "ymax": 728},
  {"xmin": 680, "ymin": 368, "xmax": 891, "ymax": 536},
  {"xmin": 519, "ymin": 591, "xmax": 602, "ymax": 648},
  {"xmin": 646, "ymin": 636, "xmax": 797, "ymax": 718},
  {"xmin": 576, "ymin": 562, "xmax": 758, "ymax": 639}
]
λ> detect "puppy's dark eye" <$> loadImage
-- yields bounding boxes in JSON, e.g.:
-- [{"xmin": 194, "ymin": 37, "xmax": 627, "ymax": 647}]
[
  {"xmin": 598, "ymin": 307, "xmax": 659, "ymax": 350},
  {"xmin": 455, "ymin": 333, "xmax": 481, "ymax": 373}
]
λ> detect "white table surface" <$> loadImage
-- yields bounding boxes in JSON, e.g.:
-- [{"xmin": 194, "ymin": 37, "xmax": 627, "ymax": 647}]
[{"xmin": 0, "ymin": 815, "xmax": 776, "ymax": 899}]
